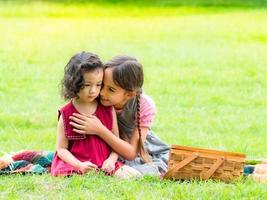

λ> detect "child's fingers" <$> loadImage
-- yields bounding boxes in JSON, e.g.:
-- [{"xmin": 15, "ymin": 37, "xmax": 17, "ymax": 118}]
[
  {"xmin": 86, "ymin": 163, "xmax": 97, "ymax": 169},
  {"xmin": 70, "ymin": 122, "xmax": 85, "ymax": 129},
  {"xmin": 69, "ymin": 116, "xmax": 86, "ymax": 125},
  {"xmin": 101, "ymin": 163, "xmax": 114, "ymax": 173},
  {"xmin": 88, "ymin": 165, "xmax": 97, "ymax": 169},
  {"xmin": 72, "ymin": 113, "xmax": 84, "ymax": 118},
  {"xmin": 84, "ymin": 161, "xmax": 97, "ymax": 167},
  {"xmin": 104, "ymin": 166, "xmax": 114, "ymax": 173},
  {"xmin": 72, "ymin": 128, "xmax": 86, "ymax": 134}
]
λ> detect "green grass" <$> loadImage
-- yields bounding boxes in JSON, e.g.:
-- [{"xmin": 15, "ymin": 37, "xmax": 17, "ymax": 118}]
[
  {"xmin": 0, "ymin": 173, "xmax": 265, "ymax": 199},
  {"xmin": 0, "ymin": 1, "xmax": 267, "ymax": 199}
]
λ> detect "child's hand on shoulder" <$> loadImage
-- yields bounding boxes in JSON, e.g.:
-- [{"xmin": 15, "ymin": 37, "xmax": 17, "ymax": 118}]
[
  {"xmin": 101, "ymin": 158, "xmax": 116, "ymax": 174},
  {"xmin": 78, "ymin": 161, "xmax": 97, "ymax": 174},
  {"xmin": 70, "ymin": 113, "xmax": 105, "ymax": 135}
]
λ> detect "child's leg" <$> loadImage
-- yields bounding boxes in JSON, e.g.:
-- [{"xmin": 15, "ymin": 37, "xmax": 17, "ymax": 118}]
[{"xmin": 114, "ymin": 165, "xmax": 142, "ymax": 179}]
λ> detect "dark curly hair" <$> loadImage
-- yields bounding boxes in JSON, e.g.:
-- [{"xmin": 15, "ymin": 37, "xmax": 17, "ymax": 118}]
[
  {"xmin": 104, "ymin": 55, "xmax": 151, "ymax": 163},
  {"xmin": 61, "ymin": 51, "xmax": 103, "ymax": 100}
]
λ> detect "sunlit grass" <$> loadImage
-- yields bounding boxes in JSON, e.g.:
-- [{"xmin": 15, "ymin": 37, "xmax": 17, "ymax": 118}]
[{"xmin": 0, "ymin": 173, "xmax": 267, "ymax": 199}]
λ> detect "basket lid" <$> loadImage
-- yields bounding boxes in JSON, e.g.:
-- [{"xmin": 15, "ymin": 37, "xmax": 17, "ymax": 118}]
[{"xmin": 171, "ymin": 145, "xmax": 246, "ymax": 158}]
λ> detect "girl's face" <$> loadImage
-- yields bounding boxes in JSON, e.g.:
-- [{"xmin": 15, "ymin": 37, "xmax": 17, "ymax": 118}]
[
  {"xmin": 100, "ymin": 68, "xmax": 134, "ymax": 110},
  {"xmin": 76, "ymin": 68, "xmax": 103, "ymax": 104}
]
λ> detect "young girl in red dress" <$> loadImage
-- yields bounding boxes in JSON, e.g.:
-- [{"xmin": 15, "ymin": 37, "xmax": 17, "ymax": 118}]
[{"xmin": 50, "ymin": 52, "xmax": 140, "ymax": 178}]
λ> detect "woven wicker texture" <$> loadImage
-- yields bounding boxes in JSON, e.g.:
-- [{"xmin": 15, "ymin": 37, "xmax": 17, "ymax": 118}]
[{"xmin": 164, "ymin": 145, "xmax": 246, "ymax": 182}]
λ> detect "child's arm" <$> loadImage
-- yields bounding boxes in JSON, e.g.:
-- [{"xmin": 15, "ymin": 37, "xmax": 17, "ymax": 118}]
[
  {"xmin": 56, "ymin": 116, "xmax": 97, "ymax": 173},
  {"xmin": 101, "ymin": 107, "xmax": 119, "ymax": 173},
  {"xmin": 70, "ymin": 113, "xmax": 149, "ymax": 160},
  {"xmin": 70, "ymin": 94, "xmax": 156, "ymax": 161}
]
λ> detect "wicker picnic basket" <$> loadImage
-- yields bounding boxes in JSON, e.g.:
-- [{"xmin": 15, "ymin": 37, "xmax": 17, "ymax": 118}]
[{"xmin": 163, "ymin": 145, "xmax": 246, "ymax": 182}]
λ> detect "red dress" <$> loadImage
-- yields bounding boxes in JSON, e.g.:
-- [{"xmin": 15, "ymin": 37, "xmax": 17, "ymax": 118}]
[{"xmin": 51, "ymin": 101, "xmax": 122, "ymax": 176}]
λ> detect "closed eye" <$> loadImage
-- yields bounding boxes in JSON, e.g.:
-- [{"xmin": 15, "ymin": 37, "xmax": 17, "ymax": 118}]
[{"xmin": 109, "ymin": 87, "xmax": 115, "ymax": 92}]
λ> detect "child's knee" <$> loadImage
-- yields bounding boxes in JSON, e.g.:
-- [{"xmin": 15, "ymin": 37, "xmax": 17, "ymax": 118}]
[{"xmin": 114, "ymin": 165, "xmax": 142, "ymax": 179}]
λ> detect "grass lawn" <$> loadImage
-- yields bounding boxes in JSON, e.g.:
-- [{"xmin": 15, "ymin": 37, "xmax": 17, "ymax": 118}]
[{"xmin": 0, "ymin": 0, "xmax": 267, "ymax": 199}]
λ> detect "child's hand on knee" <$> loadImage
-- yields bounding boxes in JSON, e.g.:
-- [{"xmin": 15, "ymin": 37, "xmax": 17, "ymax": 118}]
[
  {"xmin": 78, "ymin": 161, "xmax": 97, "ymax": 174},
  {"xmin": 101, "ymin": 158, "xmax": 115, "ymax": 174}
]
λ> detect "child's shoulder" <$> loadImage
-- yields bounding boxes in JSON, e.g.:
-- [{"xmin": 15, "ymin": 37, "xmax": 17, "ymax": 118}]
[
  {"xmin": 140, "ymin": 94, "xmax": 156, "ymax": 109},
  {"xmin": 134, "ymin": 94, "xmax": 156, "ymax": 127},
  {"xmin": 59, "ymin": 101, "xmax": 73, "ymax": 112}
]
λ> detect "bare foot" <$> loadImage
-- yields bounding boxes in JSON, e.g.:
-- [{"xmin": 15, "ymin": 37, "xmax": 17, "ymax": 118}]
[
  {"xmin": 252, "ymin": 164, "xmax": 267, "ymax": 183},
  {"xmin": 254, "ymin": 164, "xmax": 267, "ymax": 174},
  {"xmin": 0, "ymin": 154, "xmax": 13, "ymax": 170},
  {"xmin": 114, "ymin": 165, "xmax": 142, "ymax": 179}
]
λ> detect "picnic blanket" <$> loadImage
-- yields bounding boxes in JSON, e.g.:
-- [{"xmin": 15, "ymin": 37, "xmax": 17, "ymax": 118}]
[{"xmin": 0, "ymin": 150, "xmax": 54, "ymax": 175}]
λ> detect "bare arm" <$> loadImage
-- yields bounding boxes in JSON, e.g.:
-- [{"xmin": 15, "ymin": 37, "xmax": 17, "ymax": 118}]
[
  {"xmin": 106, "ymin": 107, "xmax": 119, "ymax": 162},
  {"xmin": 98, "ymin": 126, "xmax": 149, "ymax": 160},
  {"xmin": 56, "ymin": 116, "xmax": 97, "ymax": 173},
  {"xmin": 56, "ymin": 116, "xmax": 83, "ymax": 169},
  {"xmin": 70, "ymin": 113, "xmax": 148, "ymax": 160}
]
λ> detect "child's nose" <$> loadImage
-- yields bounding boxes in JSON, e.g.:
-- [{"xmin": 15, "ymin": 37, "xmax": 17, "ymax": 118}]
[
  {"xmin": 100, "ymin": 88, "xmax": 105, "ymax": 96},
  {"xmin": 90, "ymin": 86, "xmax": 97, "ymax": 93}
]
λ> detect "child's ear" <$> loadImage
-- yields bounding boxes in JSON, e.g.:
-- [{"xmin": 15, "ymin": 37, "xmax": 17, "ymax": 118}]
[{"xmin": 126, "ymin": 91, "xmax": 137, "ymax": 99}]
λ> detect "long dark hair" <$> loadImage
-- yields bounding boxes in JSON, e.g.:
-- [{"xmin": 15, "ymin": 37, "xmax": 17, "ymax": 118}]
[
  {"xmin": 61, "ymin": 51, "xmax": 103, "ymax": 100},
  {"xmin": 104, "ymin": 55, "xmax": 151, "ymax": 163}
]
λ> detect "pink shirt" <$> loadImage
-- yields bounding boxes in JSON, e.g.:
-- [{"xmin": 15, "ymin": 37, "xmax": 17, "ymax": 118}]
[{"xmin": 135, "ymin": 94, "xmax": 156, "ymax": 128}]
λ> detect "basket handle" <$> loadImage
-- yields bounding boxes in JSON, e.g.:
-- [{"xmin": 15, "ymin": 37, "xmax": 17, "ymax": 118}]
[
  {"xmin": 163, "ymin": 153, "xmax": 199, "ymax": 179},
  {"xmin": 201, "ymin": 156, "xmax": 225, "ymax": 180}
]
